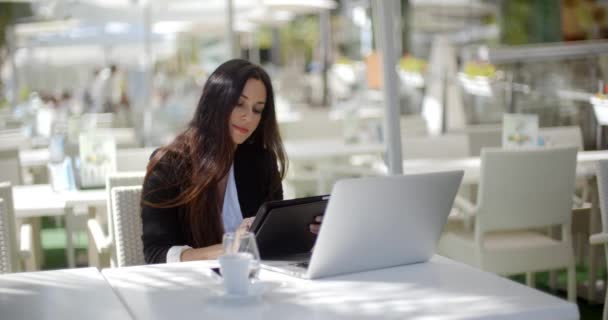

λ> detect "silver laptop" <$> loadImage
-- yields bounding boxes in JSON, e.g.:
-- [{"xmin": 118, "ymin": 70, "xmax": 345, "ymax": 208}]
[{"xmin": 262, "ymin": 170, "xmax": 464, "ymax": 279}]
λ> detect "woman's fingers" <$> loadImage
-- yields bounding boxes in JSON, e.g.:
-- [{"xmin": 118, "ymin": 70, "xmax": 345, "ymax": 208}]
[{"xmin": 309, "ymin": 215, "xmax": 323, "ymax": 234}]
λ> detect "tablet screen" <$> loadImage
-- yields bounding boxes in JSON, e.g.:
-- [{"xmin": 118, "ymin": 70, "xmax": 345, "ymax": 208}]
[{"xmin": 252, "ymin": 195, "xmax": 329, "ymax": 259}]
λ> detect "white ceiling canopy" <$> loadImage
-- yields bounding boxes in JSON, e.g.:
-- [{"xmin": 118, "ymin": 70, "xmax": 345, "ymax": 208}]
[
  {"xmin": 410, "ymin": 0, "xmax": 495, "ymax": 17},
  {"xmin": 262, "ymin": 0, "xmax": 337, "ymax": 14},
  {"xmin": 245, "ymin": 7, "xmax": 294, "ymax": 27}
]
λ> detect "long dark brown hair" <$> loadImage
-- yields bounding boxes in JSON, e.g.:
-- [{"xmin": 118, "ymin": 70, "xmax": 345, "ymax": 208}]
[{"xmin": 143, "ymin": 59, "xmax": 287, "ymax": 247}]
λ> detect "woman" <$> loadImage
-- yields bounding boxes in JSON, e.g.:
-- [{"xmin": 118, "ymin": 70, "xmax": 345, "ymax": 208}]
[{"xmin": 141, "ymin": 59, "xmax": 288, "ymax": 263}]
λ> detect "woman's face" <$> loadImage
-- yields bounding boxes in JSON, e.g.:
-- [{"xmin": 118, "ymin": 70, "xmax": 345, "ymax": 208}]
[{"xmin": 230, "ymin": 78, "xmax": 266, "ymax": 145}]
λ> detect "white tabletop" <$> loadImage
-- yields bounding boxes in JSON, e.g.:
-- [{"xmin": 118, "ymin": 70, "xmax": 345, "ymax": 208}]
[
  {"xmin": 20, "ymin": 139, "xmax": 386, "ymax": 166},
  {"xmin": 12, "ymin": 184, "xmax": 65, "ymax": 218},
  {"xmin": 284, "ymin": 139, "xmax": 385, "ymax": 162},
  {"xmin": 102, "ymin": 256, "xmax": 578, "ymax": 320},
  {"xmin": 387, "ymin": 150, "xmax": 608, "ymax": 185},
  {"xmin": 0, "ymin": 267, "xmax": 132, "ymax": 320},
  {"xmin": 13, "ymin": 184, "xmax": 106, "ymax": 218}
]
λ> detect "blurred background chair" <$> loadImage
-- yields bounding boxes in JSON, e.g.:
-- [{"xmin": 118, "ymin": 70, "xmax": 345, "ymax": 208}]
[
  {"xmin": 111, "ymin": 185, "xmax": 144, "ymax": 267},
  {"xmin": 402, "ymin": 134, "xmax": 470, "ymax": 159},
  {"xmin": 438, "ymin": 147, "xmax": 578, "ymax": 302},
  {"xmin": 0, "ymin": 129, "xmax": 30, "ymax": 150},
  {"xmin": 87, "ymin": 172, "xmax": 145, "ymax": 268},
  {"xmin": 538, "ymin": 126, "xmax": 584, "ymax": 150},
  {"xmin": 0, "ymin": 182, "xmax": 34, "ymax": 273},
  {"xmin": 590, "ymin": 159, "xmax": 608, "ymax": 320},
  {"xmin": 451, "ymin": 124, "xmax": 502, "ymax": 157},
  {"xmin": 115, "ymin": 147, "xmax": 155, "ymax": 172},
  {"xmin": 0, "ymin": 148, "xmax": 23, "ymax": 186}
]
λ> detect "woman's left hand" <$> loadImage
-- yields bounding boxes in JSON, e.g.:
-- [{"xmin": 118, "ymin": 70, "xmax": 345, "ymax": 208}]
[
  {"xmin": 309, "ymin": 215, "xmax": 323, "ymax": 235},
  {"xmin": 237, "ymin": 217, "xmax": 255, "ymax": 234}
]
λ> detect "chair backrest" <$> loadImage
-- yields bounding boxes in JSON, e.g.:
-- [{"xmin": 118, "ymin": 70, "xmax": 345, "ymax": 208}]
[
  {"xmin": 0, "ymin": 199, "xmax": 11, "ymax": 274},
  {"xmin": 400, "ymin": 115, "xmax": 429, "ymax": 137},
  {"xmin": 0, "ymin": 129, "xmax": 29, "ymax": 150},
  {"xmin": 106, "ymin": 172, "xmax": 145, "ymax": 266},
  {"xmin": 0, "ymin": 182, "xmax": 18, "ymax": 273},
  {"xmin": 96, "ymin": 128, "xmax": 138, "ymax": 149},
  {"xmin": 115, "ymin": 147, "xmax": 155, "ymax": 172},
  {"xmin": 402, "ymin": 134, "xmax": 470, "ymax": 159},
  {"xmin": 280, "ymin": 110, "xmax": 343, "ymax": 141},
  {"xmin": 595, "ymin": 160, "xmax": 608, "ymax": 233},
  {"xmin": 111, "ymin": 185, "xmax": 144, "ymax": 267},
  {"xmin": 456, "ymin": 124, "xmax": 502, "ymax": 157},
  {"xmin": 0, "ymin": 149, "xmax": 22, "ymax": 185},
  {"xmin": 476, "ymin": 147, "xmax": 577, "ymax": 234},
  {"xmin": 538, "ymin": 126, "xmax": 583, "ymax": 150}
]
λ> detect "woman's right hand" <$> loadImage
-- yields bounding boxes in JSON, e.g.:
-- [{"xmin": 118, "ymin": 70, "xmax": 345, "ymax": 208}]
[{"xmin": 237, "ymin": 217, "xmax": 255, "ymax": 234}]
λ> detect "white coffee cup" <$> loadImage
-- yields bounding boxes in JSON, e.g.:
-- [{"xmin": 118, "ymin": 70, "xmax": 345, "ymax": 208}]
[{"xmin": 219, "ymin": 252, "xmax": 252, "ymax": 295}]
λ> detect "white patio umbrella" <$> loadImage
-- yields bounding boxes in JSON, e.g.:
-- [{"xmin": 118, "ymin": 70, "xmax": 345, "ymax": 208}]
[{"xmin": 372, "ymin": 0, "xmax": 403, "ymax": 175}]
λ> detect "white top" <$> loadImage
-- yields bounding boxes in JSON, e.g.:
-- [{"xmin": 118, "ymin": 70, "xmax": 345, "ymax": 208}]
[
  {"xmin": 166, "ymin": 163, "xmax": 243, "ymax": 263},
  {"xmin": 0, "ymin": 267, "xmax": 131, "ymax": 320},
  {"xmin": 101, "ymin": 255, "xmax": 579, "ymax": 320},
  {"xmin": 221, "ymin": 163, "xmax": 244, "ymax": 233}
]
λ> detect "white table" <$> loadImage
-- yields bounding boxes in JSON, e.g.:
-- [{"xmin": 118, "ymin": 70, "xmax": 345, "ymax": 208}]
[
  {"xmin": 19, "ymin": 139, "xmax": 386, "ymax": 166},
  {"xmin": 13, "ymin": 184, "xmax": 106, "ymax": 218},
  {"xmin": 391, "ymin": 150, "xmax": 608, "ymax": 184},
  {"xmin": 12, "ymin": 185, "xmax": 107, "ymax": 268},
  {"xmin": 0, "ymin": 267, "xmax": 132, "ymax": 320},
  {"xmin": 102, "ymin": 256, "xmax": 578, "ymax": 320}
]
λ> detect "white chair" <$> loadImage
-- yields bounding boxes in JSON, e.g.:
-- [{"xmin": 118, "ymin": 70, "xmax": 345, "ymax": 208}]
[
  {"xmin": 590, "ymin": 159, "xmax": 608, "ymax": 319},
  {"xmin": 400, "ymin": 115, "xmax": 429, "ymax": 137},
  {"xmin": 540, "ymin": 126, "xmax": 592, "ymax": 283},
  {"xmin": 0, "ymin": 199, "xmax": 13, "ymax": 273},
  {"xmin": 0, "ymin": 182, "xmax": 34, "ymax": 273},
  {"xmin": 457, "ymin": 124, "xmax": 502, "ymax": 157},
  {"xmin": 438, "ymin": 147, "xmax": 578, "ymax": 302},
  {"xmin": 87, "ymin": 172, "xmax": 145, "ymax": 267},
  {"xmin": 0, "ymin": 129, "xmax": 29, "ymax": 150},
  {"xmin": 115, "ymin": 147, "xmax": 155, "ymax": 172},
  {"xmin": 111, "ymin": 185, "xmax": 144, "ymax": 267},
  {"xmin": 0, "ymin": 148, "xmax": 23, "ymax": 185},
  {"xmin": 280, "ymin": 109, "xmax": 343, "ymax": 141},
  {"xmin": 538, "ymin": 126, "xmax": 584, "ymax": 150},
  {"xmin": 281, "ymin": 109, "xmax": 346, "ymax": 197},
  {"xmin": 96, "ymin": 128, "xmax": 139, "ymax": 149}
]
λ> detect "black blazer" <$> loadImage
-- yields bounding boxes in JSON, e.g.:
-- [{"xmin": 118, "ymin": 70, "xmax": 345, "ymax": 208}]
[{"xmin": 141, "ymin": 143, "xmax": 283, "ymax": 264}]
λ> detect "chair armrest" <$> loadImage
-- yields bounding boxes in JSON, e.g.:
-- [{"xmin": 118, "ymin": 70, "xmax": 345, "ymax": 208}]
[
  {"xmin": 454, "ymin": 195, "xmax": 478, "ymax": 217},
  {"xmin": 19, "ymin": 224, "xmax": 32, "ymax": 259},
  {"xmin": 452, "ymin": 195, "xmax": 478, "ymax": 232},
  {"xmin": 590, "ymin": 232, "xmax": 608, "ymax": 245},
  {"xmin": 87, "ymin": 219, "xmax": 111, "ymax": 254},
  {"xmin": 572, "ymin": 195, "xmax": 591, "ymax": 209}
]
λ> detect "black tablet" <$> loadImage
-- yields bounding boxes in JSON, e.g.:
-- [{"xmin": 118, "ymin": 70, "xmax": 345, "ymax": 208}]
[{"xmin": 252, "ymin": 195, "xmax": 329, "ymax": 259}]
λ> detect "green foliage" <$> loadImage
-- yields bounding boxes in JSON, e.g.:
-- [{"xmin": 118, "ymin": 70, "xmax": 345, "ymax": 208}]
[
  {"xmin": 280, "ymin": 15, "xmax": 320, "ymax": 64},
  {"xmin": 0, "ymin": 2, "xmax": 33, "ymax": 49},
  {"xmin": 501, "ymin": 0, "xmax": 532, "ymax": 45},
  {"xmin": 500, "ymin": 0, "xmax": 561, "ymax": 45},
  {"xmin": 257, "ymin": 28, "xmax": 273, "ymax": 49}
]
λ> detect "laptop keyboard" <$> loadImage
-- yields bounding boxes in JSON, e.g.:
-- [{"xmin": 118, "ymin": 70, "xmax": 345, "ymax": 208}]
[{"xmin": 291, "ymin": 261, "xmax": 309, "ymax": 269}]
